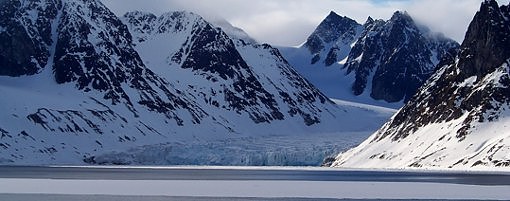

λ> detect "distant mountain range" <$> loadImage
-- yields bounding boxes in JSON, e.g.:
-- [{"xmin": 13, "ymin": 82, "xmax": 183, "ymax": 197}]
[
  {"xmin": 0, "ymin": 0, "xmax": 379, "ymax": 165},
  {"xmin": 280, "ymin": 11, "xmax": 459, "ymax": 108},
  {"xmin": 332, "ymin": 0, "xmax": 510, "ymax": 170}
]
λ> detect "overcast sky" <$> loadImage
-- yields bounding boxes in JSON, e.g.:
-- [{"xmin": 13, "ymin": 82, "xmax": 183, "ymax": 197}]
[{"xmin": 101, "ymin": 0, "xmax": 510, "ymax": 46}]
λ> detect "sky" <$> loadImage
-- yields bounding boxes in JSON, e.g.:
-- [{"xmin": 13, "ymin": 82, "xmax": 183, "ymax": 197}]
[{"xmin": 101, "ymin": 0, "xmax": 510, "ymax": 46}]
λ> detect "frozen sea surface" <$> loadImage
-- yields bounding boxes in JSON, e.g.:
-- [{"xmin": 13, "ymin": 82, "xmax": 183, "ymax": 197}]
[
  {"xmin": 0, "ymin": 194, "xmax": 482, "ymax": 201},
  {"xmin": 0, "ymin": 166, "xmax": 509, "ymax": 200}
]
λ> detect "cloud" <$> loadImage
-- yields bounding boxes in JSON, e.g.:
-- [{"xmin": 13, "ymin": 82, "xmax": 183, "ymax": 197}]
[{"xmin": 101, "ymin": 0, "xmax": 509, "ymax": 46}]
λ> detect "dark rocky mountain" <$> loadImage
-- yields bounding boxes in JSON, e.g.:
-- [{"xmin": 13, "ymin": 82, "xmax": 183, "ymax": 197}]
[
  {"xmin": 0, "ymin": 0, "xmax": 355, "ymax": 165},
  {"xmin": 280, "ymin": 11, "xmax": 459, "ymax": 106},
  {"xmin": 332, "ymin": 0, "xmax": 510, "ymax": 169},
  {"xmin": 344, "ymin": 11, "xmax": 460, "ymax": 103},
  {"xmin": 303, "ymin": 11, "xmax": 363, "ymax": 66}
]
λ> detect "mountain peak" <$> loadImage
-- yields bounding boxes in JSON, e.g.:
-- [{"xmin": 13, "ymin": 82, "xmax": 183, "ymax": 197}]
[
  {"xmin": 123, "ymin": 11, "xmax": 157, "ymax": 41},
  {"xmin": 157, "ymin": 10, "xmax": 206, "ymax": 28},
  {"xmin": 327, "ymin": 11, "xmax": 340, "ymax": 18},
  {"xmin": 159, "ymin": 10, "xmax": 200, "ymax": 20},
  {"xmin": 209, "ymin": 17, "xmax": 257, "ymax": 44},
  {"xmin": 479, "ymin": 0, "xmax": 503, "ymax": 17},
  {"xmin": 303, "ymin": 11, "xmax": 362, "ymax": 63},
  {"xmin": 390, "ymin": 10, "xmax": 413, "ymax": 23},
  {"xmin": 324, "ymin": 11, "xmax": 356, "ymax": 24},
  {"xmin": 481, "ymin": 0, "xmax": 500, "ymax": 8},
  {"xmin": 458, "ymin": 0, "xmax": 510, "ymax": 79},
  {"xmin": 312, "ymin": 11, "xmax": 360, "ymax": 43},
  {"xmin": 324, "ymin": 11, "xmax": 353, "ymax": 22},
  {"xmin": 386, "ymin": 10, "xmax": 420, "ymax": 36},
  {"xmin": 365, "ymin": 16, "xmax": 375, "ymax": 24},
  {"xmin": 392, "ymin": 10, "xmax": 409, "ymax": 16}
]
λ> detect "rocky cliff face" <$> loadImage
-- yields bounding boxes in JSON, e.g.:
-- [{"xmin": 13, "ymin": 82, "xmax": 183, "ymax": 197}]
[{"xmin": 332, "ymin": 0, "xmax": 510, "ymax": 170}]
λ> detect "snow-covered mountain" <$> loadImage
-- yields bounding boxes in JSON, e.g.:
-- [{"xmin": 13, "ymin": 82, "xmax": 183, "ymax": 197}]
[
  {"xmin": 0, "ymin": 0, "xmax": 387, "ymax": 165},
  {"xmin": 121, "ymin": 10, "xmax": 337, "ymax": 127},
  {"xmin": 332, "ymin": 0, "xmax": 510, "ymax": 170},
  {"xmin": 280, "ymin": 11, "xmax": 459, "ymax": 108}
]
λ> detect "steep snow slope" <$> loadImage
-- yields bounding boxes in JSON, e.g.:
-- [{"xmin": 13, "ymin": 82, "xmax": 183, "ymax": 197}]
[
  {"xmin": 332, "ymin": 0, "xmax": 510, "ymax": 170},
  {"xmin": 280, "ymin": 11, "xmax": 458, "ymax": 108}
]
